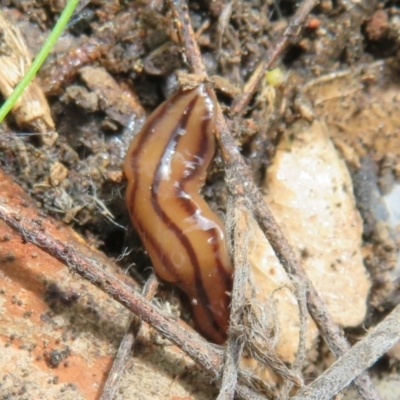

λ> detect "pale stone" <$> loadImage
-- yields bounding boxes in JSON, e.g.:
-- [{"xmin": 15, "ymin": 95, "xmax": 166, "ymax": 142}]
[{"xmin": 248, "ymin": 119, "xmax": 371, "ymax": 363}]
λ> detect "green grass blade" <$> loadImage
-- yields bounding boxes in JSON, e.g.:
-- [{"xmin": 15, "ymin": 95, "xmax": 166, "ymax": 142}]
[{"xmin": 0, "ymin": 0, "xmax": 81, "ymax": 124}]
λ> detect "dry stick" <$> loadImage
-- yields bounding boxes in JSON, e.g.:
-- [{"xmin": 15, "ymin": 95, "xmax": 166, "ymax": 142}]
[
  {"xmin": 172, "ymin": 0, "xmax": 207, "ymax": 78},
  {"xmin": 279, "ymin": 277, "xmax": 308, "ymax": 400},
  {"xmin": 217, "ymin": 201, "xmax": 250, "ymax": 400},
  {"xmin": 170, "ymin": 1, "xmax": 381, "ymax": 399},
  {"xmin": 290, "ymin": 280, "xmax": 308, "ymax": 374},
  {"xmin": 100, "ymin": 273, "xmax": 159, "ymax": 400},
  {"xmin": 217, "ymin": 338, "xmax": 244, "ymax": 400},
  {"xmin": 292, "ymin": 304, "xmax": 400, "ymax": 400},
  {"xmin": 231, "ymin": 0, "xmax": 318, "ymax": 115},
  {"xmin": 0, "ymin": 203, "xmax": 264, "ymax": 400}
]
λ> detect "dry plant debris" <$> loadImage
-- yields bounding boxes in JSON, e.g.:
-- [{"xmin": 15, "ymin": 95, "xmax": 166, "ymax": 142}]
[{"xmin": 0, "ymin": 12, "xmax": 56, "ymax": 145}]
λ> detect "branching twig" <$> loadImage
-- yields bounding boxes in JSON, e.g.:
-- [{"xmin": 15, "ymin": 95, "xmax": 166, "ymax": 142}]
[
  {"xmin": 292, "ymin": 304, "xmax": 400, "ymax": 400},
  {"xmin": 231, "ymin": 0, "xmax": 318, "ymax": 115},
  {"xmin": 170, "ymin": 1, "xmax": 381, "ymax": 399}
]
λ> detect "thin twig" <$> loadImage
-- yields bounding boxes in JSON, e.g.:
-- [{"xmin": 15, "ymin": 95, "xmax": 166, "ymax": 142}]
[
  {"xmin": 217, "ymin": 200, "xmax": 250, "ymax": 400},
  {"xmin": 0, "ymin": 202, "xmax": 265, "ymax": 400},
  {"xmin": 100, "ymin": 273, "xmax": 159, "ymax": 400},
  {"xmin": 292, "ymin": 304, "xmax": 400, "ymax": 400},
  {"xmin": 291, "ymin": 279, "xmax": 308, "ymax": 373},
  {"xmin": 231, "ymin": 0, "xmax": 318, "ymax": 116},
  {"xmin": 172, "ymin": 0, "xmax": 207, "ymax": 79},
  {"xmin": 217, "ymin": 338, "xmax": 245, "ymax": 400},
  {"xmin": 279, "ymin": 277, "xmax": 308, "ymax": 399},
  {"xmin": 170, "ymin": 1, "xmax": 381, "ymax": 399}
]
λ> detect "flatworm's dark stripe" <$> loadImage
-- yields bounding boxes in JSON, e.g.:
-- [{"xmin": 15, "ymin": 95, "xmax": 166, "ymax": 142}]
[
  {"xmin": 132, "ymin": 216, "xmax": 181, "ymax": 281},
  {"xmin": 177, "ymin": 100, "xmax": 230, "ymax": 334},
  {"xmin": 209, "ymin": 228, "xmax": 233, "ymax": 304},
  {"xmin": 128, "ymin": 89, "xmax": 196, "ymax": 211},
  {"xmin": 127, "ymin": 98, "xmax": 178, "ymax": 280},
  {"xmin": 178, "ymin": 109, "xmax": 232, "ymax": 302},
  {"xmin": 128, "ymin": 100, "xmax": 170, "ymax": 213},
  {"xmin": 150, "ymin": 94, "xmax": 225, "ymax": 338},
  {"xmin": 180, "ymin": 105, "xmax": 212, "ymax": 184}
]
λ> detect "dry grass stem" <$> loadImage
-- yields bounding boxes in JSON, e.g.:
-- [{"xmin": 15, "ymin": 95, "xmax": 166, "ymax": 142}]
[{"xmin": 293, "ymin": 304, "xmax": 400, "ymax": 400}]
